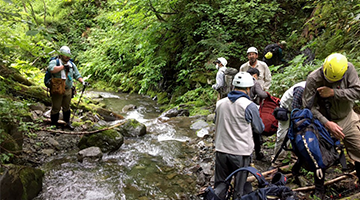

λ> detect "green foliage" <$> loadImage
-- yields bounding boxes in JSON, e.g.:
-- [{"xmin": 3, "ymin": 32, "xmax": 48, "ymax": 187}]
[
  {"xmin": 269, "ymin": 54, "xmax": 320, "ymax": 98},
  {"xmin": 2, "ymin": 0, "xmax": 360, "ymax": 118},
  {"xmin": 309, "ymin": 1, "xmax": 360, "ymax": 58}
]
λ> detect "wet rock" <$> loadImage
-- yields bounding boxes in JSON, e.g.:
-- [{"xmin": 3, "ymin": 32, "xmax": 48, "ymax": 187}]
[
  {"xmin": 190, "ymin": 119, "xmax": 209, "ymax": 130},
  {"xmin": 196, "ymin": 128, "xmax": 209, "ymax": 138},
  {"xmin": 197, "ymin": 171, "xmax": 206, "ymax": 186},
  {"xmin": 0, "ymin": 164, "xmax": 44, "ymax": 200},
  {"xmin": 199, "ymin": 163, "xmax": 212, "ymax": 175},
  {"xmin": 206, "ymin": 113, "xmax": 215, "ymax": 122},
  {"xmin": 96, "ymin": 107, "xmax": 124, "ymax": 121},
  {"xmin": 117, "ymin": 119, "xmax": 146, "ymax": 137},
  {"xmin": 29, "ymin": 102, "xmax": 46, "ymax": 112},
  {"xmin": 78, "ymin": 128, "xmax": 124, "ymax": 153},
  {"xmin": 161, "ymin": 107, "xmax": 190, "ymax": 118},
  {"xmin": 77, "ymin": 146, "xmax": 103, "ymax": 162},
  {"xmin": 122, "ymin": 104, "xmax": 137, "ymax": 112}
]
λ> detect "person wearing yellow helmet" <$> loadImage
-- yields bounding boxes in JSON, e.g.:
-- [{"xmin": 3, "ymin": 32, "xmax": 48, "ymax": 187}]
[
  {"xmin": 265, "ymin": 52, "xmax": 273, "ymax": 60},
  {"xmin": 302, "ymin": 53, "xmax": 360, "ymax": 198},
  {"xmin": 322, "ymin": 53, "xmax": 348, "ymax": 82},
  {"xmin": 262, "ymin": 41, "xmax": 286, "ymax": 67}
]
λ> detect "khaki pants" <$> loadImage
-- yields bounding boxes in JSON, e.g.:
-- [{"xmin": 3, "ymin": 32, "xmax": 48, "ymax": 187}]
[
  {"xmin": 51, "ymin": 88, "xmax": 72, "ymax": 115},
  {"xmin": 337, "ymin": 110, "xmax": 360, "ymax": 162}
]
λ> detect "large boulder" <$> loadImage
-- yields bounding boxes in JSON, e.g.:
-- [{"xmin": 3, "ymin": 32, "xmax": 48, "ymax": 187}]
[
  {"xmin": 0, "ymin": 164, "xmax": 44, "ymax": 200},
  {"xmin": 78, "ymin": 129, "xmax": 124, "ymax": 153},
  {"xmin": 116, "ymin": 119, "xmax": 146, "ymax": 137}
]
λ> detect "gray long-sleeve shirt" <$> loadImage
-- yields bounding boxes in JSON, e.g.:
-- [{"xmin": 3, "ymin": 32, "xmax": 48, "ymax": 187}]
[{"xmin": 302, "ymin": 63, "xmax": 360, "ymax": 125}]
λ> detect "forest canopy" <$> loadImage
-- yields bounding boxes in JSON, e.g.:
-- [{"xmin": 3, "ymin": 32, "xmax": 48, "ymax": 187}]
[{"xmin": 1, "ymin": 0, "xmax": 360, "ymax": 111}]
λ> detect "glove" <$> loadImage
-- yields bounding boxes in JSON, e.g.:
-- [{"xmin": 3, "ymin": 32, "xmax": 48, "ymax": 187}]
[
  {"xmin": 82, "ymin": 81, "xmax": 90, "ymax": 86},
  {"xmin": 212, "ymin": 85, "xmax": 216, "ymax": 90}
]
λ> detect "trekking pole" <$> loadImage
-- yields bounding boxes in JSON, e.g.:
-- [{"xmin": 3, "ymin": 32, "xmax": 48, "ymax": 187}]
[
  {"xmin": 71, "ymin": 84, "xmax": 88, "ymax": 121},
  {"xmin": 272, "ymin": 134, "xmax": 290, "ymax": 163}
]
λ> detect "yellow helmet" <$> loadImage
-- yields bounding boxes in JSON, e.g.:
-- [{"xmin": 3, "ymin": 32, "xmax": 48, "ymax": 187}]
[
  {"xmin": 323, "ymin": 53, "xmax": 348, "ymax": 82},
  {"xmin": 265, "ymin": 52, "xmax": 273, "ymax": 59}
]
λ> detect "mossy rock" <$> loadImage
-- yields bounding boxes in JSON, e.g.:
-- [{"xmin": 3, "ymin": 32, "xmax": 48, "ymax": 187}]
[
  {"xmin": 78, "ymin": 128, "xmax": 124, "ymax": 152},
  {"xmin": 117, "ymin": 119, "xmax": 147, "ymax": 137},
  {"xmin": 0, "ymin": 132, "xmax": 22, "ymax": 155},
  {"xmin": 0, "ymin": 164, "xmax": 44, "ymax": 200}
]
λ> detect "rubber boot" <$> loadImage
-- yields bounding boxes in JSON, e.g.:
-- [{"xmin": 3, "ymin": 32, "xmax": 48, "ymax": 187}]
[
  {"xmin": 63, "ymin": 110, "xmax": 74, "ymax": 130},
  {"xmin": 50, "ymin": 113, "xmax": 59, "ymax": 127}
]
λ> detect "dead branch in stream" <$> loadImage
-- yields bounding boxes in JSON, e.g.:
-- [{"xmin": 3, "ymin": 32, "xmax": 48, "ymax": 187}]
[
  {"xmin": 41, "ymin": 121, "xmax": 126, "ymax": 135},
  {"xmin": 293, "ymin": 171, "xmax": 357, "ymax": 192},
  {"xmin": 247, "ymin": 165, "xmax": 290, "ymax": 182}
]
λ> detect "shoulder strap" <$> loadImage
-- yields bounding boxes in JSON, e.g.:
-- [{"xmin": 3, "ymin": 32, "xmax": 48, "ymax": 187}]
[
  {"xmin": 56, "ymin": 58, "xmax": 60, "ymax": 66},
  {"xmin": 225, "ymin": 166, "xmax": 268, "ymax": 188}
]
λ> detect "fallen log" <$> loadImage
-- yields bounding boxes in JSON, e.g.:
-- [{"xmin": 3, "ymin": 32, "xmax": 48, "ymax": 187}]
[
  {"xmin": 340, "ymin": 192, "xmax": 360, "ymax": 200},
  {"xmin": 41, "ymin": 121, "xmax": 126, "ymax": 135},
  {"xmin": 247, "ymin": 165, "xmax": 290, "ymax": 182},
  {"xmin": 293, "ymin": 171, "xmax": 357, "ymax": 192}
]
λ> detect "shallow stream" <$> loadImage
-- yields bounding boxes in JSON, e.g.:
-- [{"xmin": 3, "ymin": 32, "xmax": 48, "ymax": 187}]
[{"xmin": 35, "ymin": 91, "xmax": 200, "ymax": 200}]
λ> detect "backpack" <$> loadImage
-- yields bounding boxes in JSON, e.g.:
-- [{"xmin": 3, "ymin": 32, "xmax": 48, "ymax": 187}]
[
  {"xmin": 259, "ymin": 92, "xmax": 281, "ymax": 136},
  {"xmin": 203, "ymin": 166, "xmax": 295, "ymax": 200},
  {"xmin": 288, "ymin": 108, "xmax": 345, "ymax": 173},
  {"xmin": 44, "ymin": 57, "xmax": 60, "ymax": 88},
  {"xmin": 44, "ymin": 57, "xmax": 74, "ymax": 88},
  {"xmin": 221, "ymin": 68, "xmax": 238, "ymax": 96},
  {"xmin": 263, "ymin": 44, "xmax": 280, "ymax": 55}
]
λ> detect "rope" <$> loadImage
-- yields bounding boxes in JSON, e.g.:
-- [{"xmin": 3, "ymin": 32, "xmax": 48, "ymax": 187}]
[{"xmin": 301, "ymin": 133, "xmax": 323, "ymax": 179}]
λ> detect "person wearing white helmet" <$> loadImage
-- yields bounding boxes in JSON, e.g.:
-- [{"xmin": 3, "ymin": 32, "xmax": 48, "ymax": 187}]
[
  {"xmin": 212, "ymin": 57, "xmax": 228, "ymax": 100},
  {"xmin": 213, "ymin": 72, "xmax": 264, "ymax": 199},
  {"xmin": 240, "ymin": 47, "xmax": 272, "ymax": 90},
  {"xmin": 47, "ymin": 45, "xmax": 88, "ymax": 130}
]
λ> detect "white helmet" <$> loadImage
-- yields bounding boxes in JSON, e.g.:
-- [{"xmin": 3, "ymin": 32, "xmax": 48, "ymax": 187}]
[
  {"xmin": 232, "ymin": 72, "xmax": 254, "ymax": 88},
  {"xmin": 247, "ymin": 47, "xmax": 258, "ymax": 54},
  {"xmin": 59, "ymin": 46, "xmax": 71, "ymax": 55},
  {"xmin": 217, "ymin": 57, "xmax": 228, "ymax": 67}
]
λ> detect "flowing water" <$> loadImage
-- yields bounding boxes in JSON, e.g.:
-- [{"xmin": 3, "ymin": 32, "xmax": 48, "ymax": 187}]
[{"xmin": 35, "ymin": 91, "xmax": 200, "ymax": 200}]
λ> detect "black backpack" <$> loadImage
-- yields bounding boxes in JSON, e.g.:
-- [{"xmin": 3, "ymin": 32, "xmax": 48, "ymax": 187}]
[
  {"xmin": 263, "ymin": 44, "xmax": 280, "ymax": 55},
  {"xmin": 203, "ymin": 166, "xmax": 295, "ymax": 200}
]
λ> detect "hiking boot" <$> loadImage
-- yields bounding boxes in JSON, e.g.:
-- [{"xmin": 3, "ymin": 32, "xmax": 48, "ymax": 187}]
[
  {"xmin": 50, "ymin": 113, "xmax": 59, "ymax": 126},
  {"xmin": 63, "ymin": 110, "xmax": 74, "ymax": 130}
]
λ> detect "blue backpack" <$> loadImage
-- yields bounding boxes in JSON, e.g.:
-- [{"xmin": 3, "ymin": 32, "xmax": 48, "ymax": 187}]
[
  {"xmin": 44, "ymin": 57, "xmax": 60, "ymax": 88},
  {"xmin": 203, "ymin": 166, "xmax": 295, "ymax": 200},
  {"xmin": 288, "ymin": 108, "xmax": 345, "ymax": 173}
]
